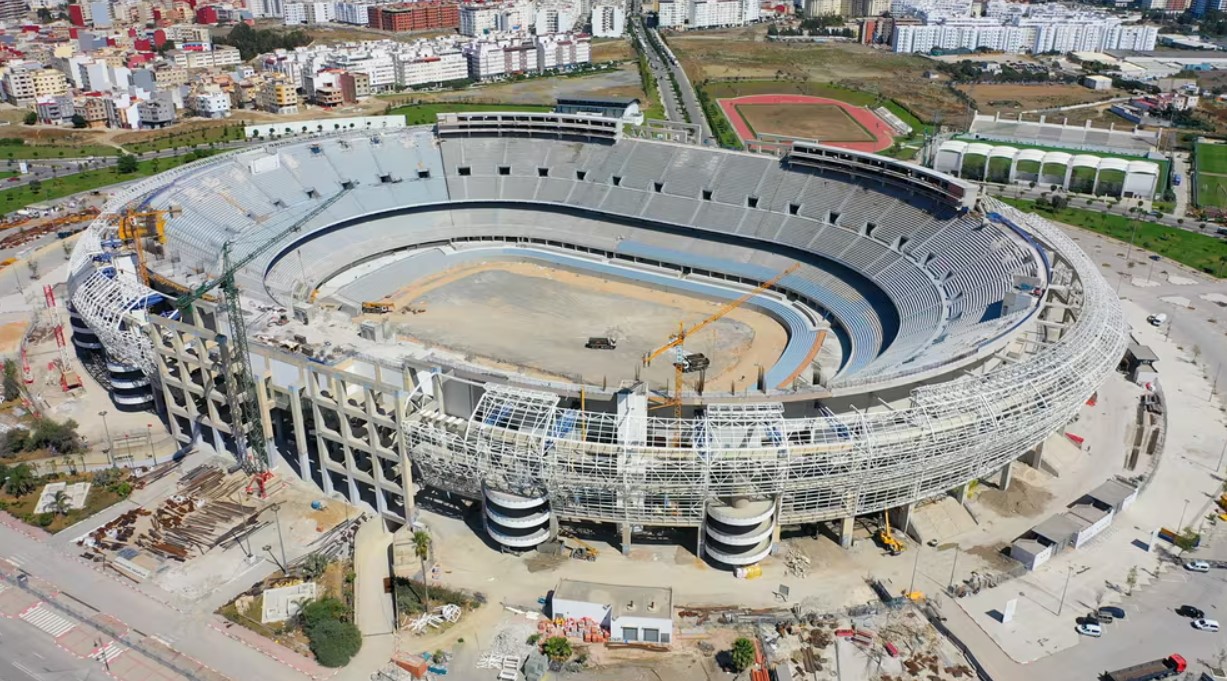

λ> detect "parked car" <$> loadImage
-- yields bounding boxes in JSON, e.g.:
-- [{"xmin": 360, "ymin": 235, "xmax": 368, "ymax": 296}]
[
  {"xmin": 1148, "ymin": 313, "xmax": 1168, "ymax": 326},
  {"xmin": 1177, "ymin": 605, "xmax": 1206, "ymax": 619},
  {"xmin": 1076, "ymin": 622, "xmax": 1103, "ymax": 637},
  {"xmin": 1185, "ymin": 560, "xmax": 1211, "ymax": 573},
  {"xmin": 1193, "ymin": 618, "xmax": 1220, "ymax": 632},
  {"xmin": 1098, "ymin": 606, "xmax": 1126, "ymax": 622}
]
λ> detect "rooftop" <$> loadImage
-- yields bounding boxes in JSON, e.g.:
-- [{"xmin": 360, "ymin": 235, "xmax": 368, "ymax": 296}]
[
  {"xmin": 554, "ymin": 579, "xmax": 673, "ymax": 620},
  {"xmin": 1031, "ymin": 513, "xmax": 1088, "ymax": 543},
  {"xmin": 1085, "ymin": 478, "xmax": 1139, "ymax": 509}
]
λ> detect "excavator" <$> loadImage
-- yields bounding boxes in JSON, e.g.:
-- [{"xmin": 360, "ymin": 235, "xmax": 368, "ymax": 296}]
[{"xmin": 876, "ymin": 512, "xmax": 905, "ymax": 556}]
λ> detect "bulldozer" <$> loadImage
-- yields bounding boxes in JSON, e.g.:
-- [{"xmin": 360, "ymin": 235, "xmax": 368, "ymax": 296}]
[{"xmin": 875, "ymin": 512, "xmax": 904, "ymax": 556}]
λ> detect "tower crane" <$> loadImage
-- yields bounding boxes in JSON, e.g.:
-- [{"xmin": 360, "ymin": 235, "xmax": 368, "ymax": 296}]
[
  {"xmin": 643, "ymin": 263, "xmax": 800, "ymax": 420},
  {"xmin": 172, "ymin": 187, "xmax": 352, "ymax": 476},
  {"xmin": 118, "ymin": 208, "xmax": 179, "ymax": 288}
]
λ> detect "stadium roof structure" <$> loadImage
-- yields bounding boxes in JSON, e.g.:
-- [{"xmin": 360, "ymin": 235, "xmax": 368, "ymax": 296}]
[{"xmin": 968, "ymin": 112, "xmax": 1159, "ymax": 156}]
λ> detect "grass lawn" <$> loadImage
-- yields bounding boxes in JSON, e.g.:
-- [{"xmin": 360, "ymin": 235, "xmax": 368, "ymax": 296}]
[
  {"xmin": 122, "ymin": 125, "xmax": 244, "ymax": 154},
  {"xmin": 0, "ymin": 152, "xmax": 216, "ymax": 212},
  {"xmin": 0, "ymin": 143, "xmax": 119, "ymax": 159},
  {"xmin": 388, "ymin": 102, "xmax": 552, "ymax": 126},
  {"xmin": 1000, "ymin": 196, "xmax": 1227, "ymax": 277},
  {"xmin": 1195, "ymin": 141, "xmax": 1227, "ymax": 175},
  {"xmin": 0, "ymin": 470, "xmax": 129, "ymax": 534}
]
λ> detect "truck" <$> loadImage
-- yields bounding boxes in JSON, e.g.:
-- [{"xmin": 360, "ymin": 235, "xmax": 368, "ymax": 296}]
[{"xmin": 1103, "ymin": 654, "xmax": 1186, "ymax": 681}]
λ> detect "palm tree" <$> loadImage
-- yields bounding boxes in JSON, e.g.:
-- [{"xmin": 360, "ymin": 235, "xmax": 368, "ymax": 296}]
[
  {"xmin": 412, "ymin": 530, "xmax": 432, "ymax": 610},
  {"xmin": 4, "ymin": 464, "xmax": 36, "ymax": 496},
  {"xmin": 50, "ymin": 489, "xmax": 70, "ymax": 515}
]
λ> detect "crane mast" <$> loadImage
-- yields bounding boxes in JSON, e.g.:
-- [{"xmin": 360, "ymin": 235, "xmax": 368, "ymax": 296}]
[{"xmin": 172, "ymin": 187, "xmax": 352, "ymax": 473}]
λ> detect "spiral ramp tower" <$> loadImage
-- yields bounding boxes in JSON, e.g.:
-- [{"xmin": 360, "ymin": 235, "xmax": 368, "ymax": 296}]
[
  {"xmin": 702, "ymin": 497, "xmax": 777, "ymax": 566},
  {"xmin": 483, "ymin": 486, "xmax": 553, "ymax": 549},
  {"xmin": 105, "ymin": 355, "xmax": 154, "ymax": 411}
]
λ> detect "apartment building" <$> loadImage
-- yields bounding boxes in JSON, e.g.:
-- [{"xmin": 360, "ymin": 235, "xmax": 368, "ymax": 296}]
[
  {"xmin": 192, "ymin": 86, "xmax": 232, "ymax": 118},
  {"xmin": 285, "ymin": 0, "xmax": 336, "ymax": 24},
  {"xmin": 368, "ymin": 1, "xmax": 461, "ymax": 31},
  {"xmin": 657, "ymin": 0, "xmax": 758, "ymax": 28},
  {"xmin": 257, "ymin": 79, "xmax": 299, "ymax": 114},
  {"xmin": 168, "ymin": 45, "xmax": 242, "ymax": 69},
  {"xmin": 138, "ymin": 91, "xmax": 177, "ymax": 128},
  {"xmin": 394, "ymin": 45, "xmax": 469, "ymax": 86},
  {"xmin": 34, "ymin": 93, "xmax": 76, "ymax": 124},
  {"xmin": 3, "ymin": 62, "xmax": 69, "ymax": 106},
  {"xmin": 73, "ymin": 94, "xmax": 108, "ymax": 127},
  {"xmin": 536, "ymin": 33, "xmax": 590, "ymax": 70},
  {"xmin": 463, "ymin": 37, "xmax": 538, "ymax": 78},
  {"xmin": 591, "ymin": 0, "xmax": 626, "ymax": 37}
]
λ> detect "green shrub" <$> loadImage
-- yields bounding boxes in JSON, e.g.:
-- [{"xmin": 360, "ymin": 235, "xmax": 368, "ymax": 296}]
[
  {"xmin": 305, "ymin": 618, "xmax": 361, "ymax": 667},
  {"xmin": 731, "ymin": 637, "xmax": 755, "ymax": 672},
  {"xmin": 34, "ymin": 513, "xmax": 53, "ymax": 527},
  {"xmin": 542, "ymin": 636, "xmax": 572, "ymax": 662},
  {"xmin": 299, "ymin": 597, "xmax": 346, "ymax": 630}
]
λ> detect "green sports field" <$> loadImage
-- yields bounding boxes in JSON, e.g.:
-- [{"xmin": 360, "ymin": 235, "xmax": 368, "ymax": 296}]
[
  {"xmin": 1197, "ymin": 173, "xmax": 1227, "ymax": 210},
  {"xmin": 1196, "ymin": 141, "xmax": 1227, "ymax": 175}
]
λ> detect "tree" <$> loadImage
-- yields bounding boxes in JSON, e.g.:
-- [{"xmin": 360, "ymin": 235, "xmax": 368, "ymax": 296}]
[
  {"xmin": 412, "ymin": 530, "xmax": 432, "ymax": 610},
  {"xmin": 306, "ymin": 618, "xmax": 362, "ymax": 667},
  {"xmin": 28, "ymin": 179, "xmax": 41, "ymax": 194},
  {"xmin": 116, "ymin": 154, "xmax": 138, "ymax": 174},
  {"xmin": 50, "ymin": 489, "xmax": 71, "ymax": 516},
  {"xmin": 4, "ymin": 463, "xmax": 36, "ymax": 496},
  {"xmin": 3, "ymin": 360, "xmax": 20, "ymax": 402},
  {"xmin": 542, "ymin": 636, "xmax": 572, "ymax": 662},
  {"xmin": 22, "ymin": 111, "xmax": 36, "ymax": 125},
  {"xmin": 71, "ymin": 114, "xmax": 87, "ymax": 129},
  {"xmin": 36, "ymin": 7, "xmax": 51, "ymax": 22},
  {"xmin": 731, "ymin": 637, "xmax": 755, "ymax": 672},
  {"xmin": 1125, "ymin": 565, "xmax": 1138, "ymax": 595}
]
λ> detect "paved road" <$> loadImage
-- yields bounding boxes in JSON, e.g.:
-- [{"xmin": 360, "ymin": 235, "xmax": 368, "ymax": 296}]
[
  {"xmin": 631, "ymin": 17, "xmax": 683, "ymax": 124},
  {"xmin": 0, "ymin": 614, "xmax": 108, "ymax": 681},
  {"xmin": 649, "ymin": 28, "xmax": 712, "ymax": 143}
]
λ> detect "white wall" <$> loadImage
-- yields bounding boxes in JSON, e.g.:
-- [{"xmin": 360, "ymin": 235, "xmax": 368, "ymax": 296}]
[
  {"xmin": 245, "ymin": 115, "xmax": 407, "ymax": 138},
  {"xmin": 551, "ymin": 597, "xmax": 611, "ymax": 626},
  {"xmin": 612, "ymin": 615, "xmax": 673, "ymax": 643}
]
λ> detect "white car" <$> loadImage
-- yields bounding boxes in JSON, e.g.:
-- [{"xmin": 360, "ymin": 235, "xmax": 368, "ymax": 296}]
[
  {"xmin": 1148, "ymin": 313, "xmax": 1168, "ymax": 326},
  {"xmin": 1076, "ymin": 622, "xmax": 1102, "ymax": 637},
  {"xmin": 1193, "ymin": 618, "xmax": 1220, "ymax": 632},
  {"xmin": 1186, "ymin": 560, "xmax": 1212, "ymax": 573}
]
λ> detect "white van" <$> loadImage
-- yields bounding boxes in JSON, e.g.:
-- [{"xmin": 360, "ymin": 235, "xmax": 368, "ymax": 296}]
[{"xmin": 1147, "ymin": 313, "xmax": 1168, "ymax": 327}]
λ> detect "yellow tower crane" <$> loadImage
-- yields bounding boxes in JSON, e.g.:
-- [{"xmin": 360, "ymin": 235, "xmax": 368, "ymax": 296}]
[{"xmin": 642, "ymin": 263, "xmax": 800, "ymax": 420}]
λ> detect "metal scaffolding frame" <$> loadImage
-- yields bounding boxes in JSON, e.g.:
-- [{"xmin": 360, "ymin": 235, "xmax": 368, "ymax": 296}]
[{"xmin": 65, "ymin": 131, "xmax": 1128, "ymax": 531}]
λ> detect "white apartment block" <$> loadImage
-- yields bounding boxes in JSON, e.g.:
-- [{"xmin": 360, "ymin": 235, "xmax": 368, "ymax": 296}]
[
  {"xmin": 335, "ymin": 0, "xmax": 374, "ymax": 23},
  {"xmin": 892, "ymin": 15, "xmax": 1157, "ymax": 53},
  {"xmin": 590, "ymin": 0, "xmax": 625, "ymax": 37},
  {"xmin": 165, "ymin": 24, "xmax": 213, "ymax": 45},
  {"xmin": 284, "ymin": 1, "xmax": 336, "ymax": 24},
  {"xmin": 395, "ymin": 46, "xmax": 469, "ymax": 86},
  {"xmin": 324, "ymin": 51, "xmax": 397, "ymax": 90},
  {"xmin": 460, "ymin": 1, "xmax": 532, "ymax": 36},
  {"xmin": 657, "ymin": 0, "xmax": 758, "ymax": 28},
  {"xmin": 192, "ymin": 88, "xmax": 232, "ymax": 118},
  {"xmin": 535, "ymin": 0, "xmax": 579, "ymax": 34},
  {"xmin": 463, "ymin": 38, "xmax": 539, "ymax": 78},
  {"xmin": 169, "ymin": 45, "xmax": 243, "ymax": 69},
  {"xmin": 536, "ymin": 32, "xmax": 590, "ymax": 70},
  {"xmin": 252, "ymin": 0, "xmax": 285, "ymax": 17}
]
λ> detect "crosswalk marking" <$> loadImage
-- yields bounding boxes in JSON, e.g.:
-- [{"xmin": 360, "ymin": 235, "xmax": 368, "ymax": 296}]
[
  {"xmin": 93, "ymin": 642, "xmax": 126, "ymax": 664},
  {"xmin": 20, "ymin": 604, "xmax": 75, "ymax": 637}
]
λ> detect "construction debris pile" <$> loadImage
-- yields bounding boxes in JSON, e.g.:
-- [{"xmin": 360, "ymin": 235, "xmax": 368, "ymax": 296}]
[
  {"xmin": 80, "ymin": 465, "xmax": 265, "ymax": 563},
  {"xmin": 783, "ymin": 544, "xmax": 811, "ymax": 578},
  {"xmin": 407, "ymin": 603, "xmax": 462, "ymax": 633}
]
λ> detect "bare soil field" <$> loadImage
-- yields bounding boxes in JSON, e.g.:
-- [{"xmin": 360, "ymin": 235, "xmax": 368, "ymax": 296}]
[
  {"xmin": 666, "ymin": 28, "xmax": 967, "ymax": 126},
  {"xmin": 378, "ymin": 261, "xmax": 787, "ymax": 391},
  {"xmin": 957, "ymin": 83, "xmax": 1121, "ymax": 114},
  {"xmin": 379, "ymin": 64, "xmax": 647, "ymax": 107},
  {"xmin": 736, "ymin": 103, "xmax": 873, "ymax": 141},
  {"xmin": 591, "ymin": 37, "xmax": 635, "ymax": 62}
]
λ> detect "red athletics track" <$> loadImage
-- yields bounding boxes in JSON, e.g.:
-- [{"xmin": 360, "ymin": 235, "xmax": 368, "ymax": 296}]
[{"xmin": 718, "ymin": 94, "xmax": 896, "ymax": 153}]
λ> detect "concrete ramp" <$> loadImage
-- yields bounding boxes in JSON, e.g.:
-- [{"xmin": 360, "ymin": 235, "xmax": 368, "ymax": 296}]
[{"xmin": 908, "ymin": 497, "xmax": 978, "ymax": 544}]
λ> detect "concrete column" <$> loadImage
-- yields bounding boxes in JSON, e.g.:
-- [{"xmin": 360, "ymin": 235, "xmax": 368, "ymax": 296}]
[
  {"xmin": 890, "ymin": 503, "xmax": 914, "ymax": 539},
  {"xmin": 954, "ymin": 481, "xmax": 971, "ymax": 505},
  {"xmin": 770, "ymin": 495, "xmax": 782, "ymax": 547},
  {"xmin": 1022, "ymin": 442, "xmax": 1044, "ymax": 470},
  {"xmin": 998, "ymin": 462, "xmax": 1013, "ymax": 491},
  {"xmin": 839, "ymin": 516, "xmax": 854, "ymax": 550},
  {"xmin": 621, "ymin": 523, "xmax": 632, "ymax": 555}
]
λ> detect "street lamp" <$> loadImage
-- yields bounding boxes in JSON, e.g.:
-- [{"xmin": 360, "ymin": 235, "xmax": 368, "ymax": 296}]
[
  {"xmin": 1177, "ymin": 499, "xmax": 1191, "ymax": 533},
  {"xmin": 147, "ymin": 423, "xmax": 156, "ymax": 466},
  {"xmin": 98, "ymin": 409, "xmax": 114, "ymax": 467}
]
